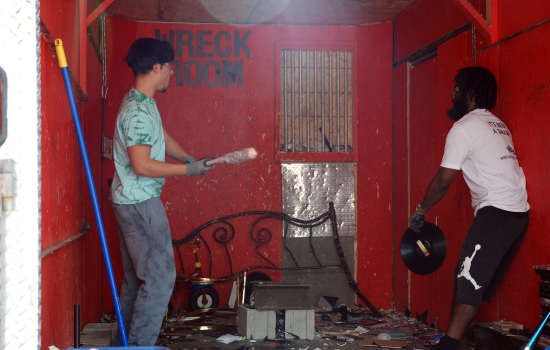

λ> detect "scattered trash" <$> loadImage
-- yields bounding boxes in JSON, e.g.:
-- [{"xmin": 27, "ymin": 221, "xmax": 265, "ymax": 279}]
[
  {"xmin": 348, "ymin": 326, "xmax": 368, "ymax": 334},
  {"xmin": 155, "ymin": 307, "xmax": 440, "ymax": 349},
  {"xmin": 216, "ymin": 334, "xmax": 245, "ymax": 344},
  {"xmin": 359, "ymin": 338, "xmax": 409, "ymax": 348},
  {"xmin": 389, "ymin": 332, "xmax": 406, "ymax": 338}
]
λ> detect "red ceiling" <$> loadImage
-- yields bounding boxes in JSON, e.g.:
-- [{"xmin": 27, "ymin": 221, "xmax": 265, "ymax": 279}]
[{"xmin": 106, "ymin": 0, "xmax": 420, "ymax": 25}]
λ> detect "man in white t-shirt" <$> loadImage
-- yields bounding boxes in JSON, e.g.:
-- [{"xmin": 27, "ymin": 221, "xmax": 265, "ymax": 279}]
[{"xmin": 408, "ymin": 67, "xmax": 529, "ymax": 350}]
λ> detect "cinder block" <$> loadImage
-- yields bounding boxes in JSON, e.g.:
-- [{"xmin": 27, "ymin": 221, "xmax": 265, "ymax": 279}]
[
  {"xmin": 285, "ymin": 309, "xmax": 315, "ymax": 340},
  {"xmin": 237, "ymin": 305, "xmax": 276, "ymax": 340}
]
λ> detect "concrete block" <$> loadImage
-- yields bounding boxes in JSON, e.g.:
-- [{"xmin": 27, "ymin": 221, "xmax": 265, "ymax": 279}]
[
  {"xmin": 285, "ymin": 309, "xmax": 315, "ymax": 340},
  {"xmin": 237, "ymin": 305, "xmax": 276, "ymax": 340}
]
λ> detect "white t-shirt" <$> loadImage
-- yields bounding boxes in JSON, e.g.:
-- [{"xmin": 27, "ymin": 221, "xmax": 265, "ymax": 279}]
[{"xmin": 441, "ymin": 109, "xmax": 529, "ymax": 215}]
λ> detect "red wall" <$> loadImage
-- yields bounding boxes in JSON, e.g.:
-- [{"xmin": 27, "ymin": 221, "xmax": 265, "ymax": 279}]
[
  {"xmin": 40, "ymin": 0, "xmax": 104, "ymax": 348},
  {"xmin": 393, "ymin": 0, "xmax": 550, "ymax": 332},
  {"xmin": 37, "ymin": 0, "xmax": 550, "ymax": 347},
  {"xmin": 356, "ymin": 22, "xmax": 394, "ymax": 308},
  {"xmin": 101, "ymin": 18, "xmax": 394, "ymax": 313}
]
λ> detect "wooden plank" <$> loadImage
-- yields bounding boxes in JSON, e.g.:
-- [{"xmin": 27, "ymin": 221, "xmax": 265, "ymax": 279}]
[
  {"xmin": 39, "ymin": 19, "xmax": 88, "ymax": 101},
  {"xmin": 87, "ymin": 0, "xmax": 117, "ymax": 27},
  {"xmin": 40, "ymin": 226, "xmax": 90, "ymax": 258},
  {"xmin": 449, "ymin": 0, "xmax": 494, "ymax": 43}
]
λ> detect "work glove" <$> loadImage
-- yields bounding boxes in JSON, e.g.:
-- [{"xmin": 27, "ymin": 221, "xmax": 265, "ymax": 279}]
[
  {"xmin": 186, "ymin": 157, "xmax": 215, "ymax": 176},
  {"xmin": 183, "ymin": 155, "xmax": 196, "ymax": 164},
  {"xmin": 408, "ymin": 206, "xmax": 426, "ymax": 233}
]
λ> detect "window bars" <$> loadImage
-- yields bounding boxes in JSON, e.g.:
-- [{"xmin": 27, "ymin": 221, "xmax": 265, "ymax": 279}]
[{"xmin": 280, "ymin": 50, "xmax": 354, "ymax": 153}]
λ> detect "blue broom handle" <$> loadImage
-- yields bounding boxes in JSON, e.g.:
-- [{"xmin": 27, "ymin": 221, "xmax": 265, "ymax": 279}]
[{"xmin": 55, "ymin": 39, "xmax": 128, "ymax": 347}]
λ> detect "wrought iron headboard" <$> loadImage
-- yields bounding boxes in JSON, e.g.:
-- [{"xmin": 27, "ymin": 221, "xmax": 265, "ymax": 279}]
[{"xmin": 172, "ymin": 201, "xmax": 381, "ymax": 317}]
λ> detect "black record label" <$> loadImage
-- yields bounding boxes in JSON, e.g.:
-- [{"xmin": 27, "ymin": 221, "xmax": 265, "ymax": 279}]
[{"xmin": 400, "ymin": 222, "xmax": 447, "ymax": 275}]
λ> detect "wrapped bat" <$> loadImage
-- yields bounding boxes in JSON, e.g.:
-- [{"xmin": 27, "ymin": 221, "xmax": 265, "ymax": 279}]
[{"xmin": 205, "ymin": 147, "xmax": 258, "ymax": 166}]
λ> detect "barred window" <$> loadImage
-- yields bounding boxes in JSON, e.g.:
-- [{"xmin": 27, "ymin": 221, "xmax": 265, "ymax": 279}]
[{"xmin": 280, "ymin": 50, "xmax": 354, "ymax": 153}]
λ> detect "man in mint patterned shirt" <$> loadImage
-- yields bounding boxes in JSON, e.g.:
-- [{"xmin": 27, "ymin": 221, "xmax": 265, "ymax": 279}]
[{"xmin": 111, "ymin": 38, "xmax": 214, "ymax": 346}]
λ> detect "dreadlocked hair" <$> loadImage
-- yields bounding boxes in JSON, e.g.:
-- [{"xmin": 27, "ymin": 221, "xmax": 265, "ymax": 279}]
[{"xmin": 454, "ymin": 67, "xmax": 498, "ymax": 110}]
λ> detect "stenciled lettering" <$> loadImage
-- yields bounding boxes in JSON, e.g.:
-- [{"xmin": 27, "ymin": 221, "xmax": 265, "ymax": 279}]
[
  {"xmin": 215, "ymin": 31, "xmax": 232, "ymax": 57},
  {"xmin": 204, "ymin": 61, "xmax": 221, "ymax": 87},
  {"xmin": 177, "ymin": 30, "xmax": 195, "ymax": 57},
  {"xmin": 223, "ymin": 60, "xmax": 243, "ymax": 87},
  {"xmin": 172, "ymin": 59, "xmax": 240, "ymax": 87},
  {"xmin": 184, "ymin": 60, "xmax": 202, "ymax": 86},
  {"xmin": 197, "ymin": 31, "xmax": 213, "ymax": 58},
  {"xmin": 155, "ymin": 29, "xmax": 174, "ymax": 44},
  {"xmin": 234, "ymin": 30, "xmax": 252, "ymax": 58},
  {"xmin": 157, "ymin": 29, "xmax": 251, "ymax": 87}
]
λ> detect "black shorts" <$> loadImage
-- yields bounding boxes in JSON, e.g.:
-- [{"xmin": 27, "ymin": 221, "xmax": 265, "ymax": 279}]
[{"xmin": 454, "ymin": 206, "xmax": 529, "ymax": 308}]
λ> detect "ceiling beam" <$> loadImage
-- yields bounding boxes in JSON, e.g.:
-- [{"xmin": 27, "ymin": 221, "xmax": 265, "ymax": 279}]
[
  {"xmin": 87, "ymin": 0, "xmax": 117, "ymax": 27},
  {"xmin": 450, "ymin": 0, "xmax": 497, "ymax": 44},
  {"xmin": 80, "ymin": 0, "xmax": 116, "ymax": 96}
]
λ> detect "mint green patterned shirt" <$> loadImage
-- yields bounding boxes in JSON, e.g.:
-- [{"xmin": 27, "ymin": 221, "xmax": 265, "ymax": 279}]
[{"xmin": 110, "ymin": 88, "xmax": 166, "ymax": 204}]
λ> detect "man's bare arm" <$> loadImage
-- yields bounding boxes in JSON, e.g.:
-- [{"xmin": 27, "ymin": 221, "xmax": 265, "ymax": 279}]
[
  {"xmin": 163, "ymin": 127, "xmax": 189, "ymax": 162},
  {"xmin": 128, "ymin": 144, "xmax": 188, "ymax": 177},
  {"xmin": 417, "ymin": 167, "xmax": 458, "ymax": 213}
]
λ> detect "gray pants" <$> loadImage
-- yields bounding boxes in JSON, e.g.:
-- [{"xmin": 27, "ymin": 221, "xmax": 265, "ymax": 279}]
[{"xmin": 113, "ymin": 197, "xmax": 176, "ymax": 346}]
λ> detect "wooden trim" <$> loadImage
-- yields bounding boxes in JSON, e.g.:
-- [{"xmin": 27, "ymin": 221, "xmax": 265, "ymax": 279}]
[
  {"xmin": 79, "ymin": 0, "xmax": 87, "ymax": 94},
  {"xmin": 450, "ymin": 0, "xmax": 496, "ymax": 44},
  {"xmin": 406, "ymin": 62, "xmax": 411, "ymax": 311},
  {"xmin": 39, "ymin": 18, "xmax": 88, "ymax": 101},
  {"xmin": 87, "ymin": 0, "xmax": 117, "ymax": 27},
  {"xmin": 393, "ymin": 23, "xmax": 471, "ymax": 68},
  {"xmin": 40, "ymin": 225, "xmax": 90, "ymax": 259}
]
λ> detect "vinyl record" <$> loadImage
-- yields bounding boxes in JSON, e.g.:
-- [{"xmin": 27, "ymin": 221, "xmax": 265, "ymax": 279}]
[{"xmin": 400, "ymin": 222, "xmax": 447, "ymax": 275}]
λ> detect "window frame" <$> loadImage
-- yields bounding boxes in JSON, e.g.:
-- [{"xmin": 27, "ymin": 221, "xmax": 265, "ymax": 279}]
[{"xmin": 275, "ymin": 40, "xmax": 359, "ymax": 162}]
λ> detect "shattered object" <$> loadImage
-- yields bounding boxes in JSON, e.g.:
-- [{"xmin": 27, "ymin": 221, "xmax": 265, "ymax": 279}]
[
  {"xmin": 216, "ymin": 334, "xmax": 245, "ymax": 344},
  {"xmin": 228, "ymin": 281, "xmax": 238, "ymax": 308},
  {"xmin": 349, "ymin": 326, "xmax": 368, "ymax": 334},
  {"xmin": 416, "ymin": 310, "xmax": 428, "ymax": 325},
  {"xmin": 359, "ymin": 338, "xmax": 408, "ymax": 348},
  {"xmin": 369, "ymin": 322, "xmax": 392, "ymax": 328},
  {"xmin": 171, "ymin": 316, "xmax": 200, "ymax": 322},
  {"xmin": 317, "ymin": 296, "xmax": 339, "ymax": 311},
  {"xmin": 354, "ymin": 319, "xmax": 389, "ymax": 327},
  {"xmin": 322, "ymin": 331, "xmax": 362, "ymax": 338},
  {"xmin": 158, "ymin": 307, "xmax": 440, "ymax": 349}
]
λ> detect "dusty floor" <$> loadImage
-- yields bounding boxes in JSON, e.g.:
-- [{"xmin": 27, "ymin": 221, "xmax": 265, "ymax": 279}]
[{"xmin": 153, "ymin": 308, "xmax": 444, "ymax": 350}]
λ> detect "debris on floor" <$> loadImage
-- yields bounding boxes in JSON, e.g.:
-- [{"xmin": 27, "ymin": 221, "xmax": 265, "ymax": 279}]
[{"xmin": 151, "ymin": 307, "xmax": 443, "ymax": 349}]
